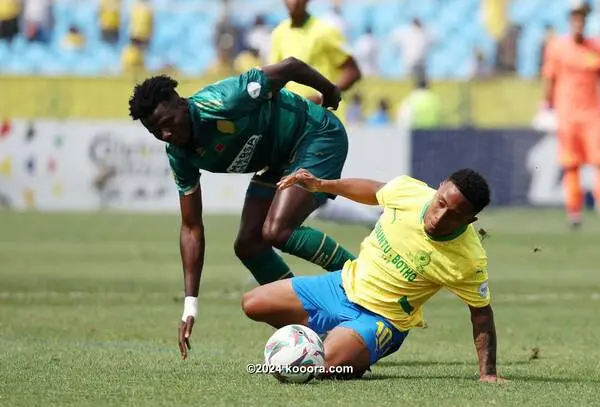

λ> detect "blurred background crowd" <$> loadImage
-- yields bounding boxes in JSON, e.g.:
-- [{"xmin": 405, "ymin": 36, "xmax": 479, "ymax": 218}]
[{"xmin": 0, "ymin": 0, "xmax": 596, "ymax": 126}]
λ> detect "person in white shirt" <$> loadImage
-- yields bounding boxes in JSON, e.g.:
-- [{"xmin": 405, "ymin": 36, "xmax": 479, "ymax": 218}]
[
  {"xmin": 355, "ymin": 26, "xmax": 379, "ymax": 77},
  {"xmin": 391, "ymin": 18, "xmax": 433, "ymax": 81}
]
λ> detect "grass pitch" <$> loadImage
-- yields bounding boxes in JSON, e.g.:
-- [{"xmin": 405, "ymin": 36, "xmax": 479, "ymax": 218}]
[{"xmin": 1, "ymin": 209, "xmax": 600, "ymax": 406}]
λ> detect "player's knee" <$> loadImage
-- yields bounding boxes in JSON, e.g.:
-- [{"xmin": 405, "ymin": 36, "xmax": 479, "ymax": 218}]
[
  {"xmin": 241, "ymin": 289, "xmax": 265, "ymax": 321},
  {"xmin": 261, "ymin": 218, "xmax": 291, "ymax": 249},
  {"xmin": 234, "ymin": 234, "xmax": 261, "ymax": 260}
]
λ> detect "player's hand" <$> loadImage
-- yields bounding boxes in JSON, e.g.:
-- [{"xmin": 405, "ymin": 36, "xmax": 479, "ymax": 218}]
[
  {"xmin": 479, "ymin": 374, "xmax": 508, "ymax": 384},
  {"xmin": 178, "ymin": 316, "xmax": 195, "ymax": 360},
  {"xmin": 277, "ymin": 168, "xmax": 323, "ymax": 192},
  {"xmin": 321, "ymin": 85, "xmax": 342, "ymax": 111}
]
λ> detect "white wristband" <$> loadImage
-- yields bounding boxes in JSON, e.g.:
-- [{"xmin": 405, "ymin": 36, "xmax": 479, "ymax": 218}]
[{"xmin": 182, "ymin": 296, "xmax": 198, "ymax": 322}]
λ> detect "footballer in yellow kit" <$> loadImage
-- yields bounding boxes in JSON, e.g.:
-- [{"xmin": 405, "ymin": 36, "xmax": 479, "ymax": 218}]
[
  {"xmin": 242, "ymin": 168, "xmax": 503, "ymax": 383},
  {"xmin": 270, "ymin": 0, "xmax": 362, "ymax": 122}
]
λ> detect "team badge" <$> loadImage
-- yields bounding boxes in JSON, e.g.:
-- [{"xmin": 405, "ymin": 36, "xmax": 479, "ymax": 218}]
[
  {"xmin": 247, "ymin": 82, "xmax": 262, "ymax": 99},
  {"xmin": 410, "ymin": 250, "xmax": 431, "ymax": 272}
]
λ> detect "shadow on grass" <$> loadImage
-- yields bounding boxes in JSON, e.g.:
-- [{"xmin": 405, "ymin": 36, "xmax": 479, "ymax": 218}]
[{"xmin": 377, "ymin": 360, "xmax": 532, "ymax": 367}]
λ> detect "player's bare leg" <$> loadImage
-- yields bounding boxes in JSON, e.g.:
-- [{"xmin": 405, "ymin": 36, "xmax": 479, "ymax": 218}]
[
  {"xmin": 319, "ymin": 327, "xmax": 370, "ymax": 380},
  {"xmin": 263, "ymin": 185, "xmax": 355, "ymax": 271},
  {"xmin": 234, "ymin": 191, "xmax": 294, "ymax": 284},
  {"xmin": 241, "ymin": 279, "xmax": 308, "ymax": 327}
]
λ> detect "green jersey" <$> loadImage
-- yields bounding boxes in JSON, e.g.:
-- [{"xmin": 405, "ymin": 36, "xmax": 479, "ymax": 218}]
[{"xmin": 167, "ymin": 68, "xmax": 329, "ymax": 195}]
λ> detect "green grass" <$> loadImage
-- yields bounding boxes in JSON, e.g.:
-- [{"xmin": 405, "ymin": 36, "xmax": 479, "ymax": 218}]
[{"xmin": 1, "ymin": 210, "xmax": 600, "ymax": 406}]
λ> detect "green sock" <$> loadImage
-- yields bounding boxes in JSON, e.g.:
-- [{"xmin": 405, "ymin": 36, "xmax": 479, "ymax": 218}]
[
  {"xmin": 282, "ymin": 226, "xmax": 356, "ymax": 272},
  {"xmin": 240, "ymin": 249, "xmax": 294, "ymax": 285}
]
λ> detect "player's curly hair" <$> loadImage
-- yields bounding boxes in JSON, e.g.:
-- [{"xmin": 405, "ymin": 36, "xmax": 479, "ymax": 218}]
[
  {"xmin": 448, "ymin": 169, "xmax": 491, "ymax": 214},
  {"xmin": 128, "ymin": 75, "xmax": 179, "ymax": 120}
]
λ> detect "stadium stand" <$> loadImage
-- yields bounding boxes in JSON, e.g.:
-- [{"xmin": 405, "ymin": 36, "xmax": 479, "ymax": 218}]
[{"xmin": 0, "ymin": 0, "xmax": 590, "ymax": 78}]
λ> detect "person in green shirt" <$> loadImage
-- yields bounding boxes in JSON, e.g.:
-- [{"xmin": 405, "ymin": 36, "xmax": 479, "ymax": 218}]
[{"xmin": 128, "ymin": 57, "xmax": 356, "ymax": 359}]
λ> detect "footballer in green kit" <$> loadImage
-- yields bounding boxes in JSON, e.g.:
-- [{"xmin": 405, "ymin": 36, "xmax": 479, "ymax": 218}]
[{"xmin": 128, "ymin": 57, "xmax": 356, "ymax": 359}]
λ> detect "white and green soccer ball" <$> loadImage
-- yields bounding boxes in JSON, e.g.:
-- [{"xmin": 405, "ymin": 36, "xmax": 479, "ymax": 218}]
[{"xmin": 263, "ymin": 324, "xmax": 325, "ymax": 383}]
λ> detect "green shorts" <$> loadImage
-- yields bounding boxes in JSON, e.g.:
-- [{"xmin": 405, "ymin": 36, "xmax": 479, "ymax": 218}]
[{"xmin": 247, "ymin": 112, "xmax": 348, "ymax": 206}]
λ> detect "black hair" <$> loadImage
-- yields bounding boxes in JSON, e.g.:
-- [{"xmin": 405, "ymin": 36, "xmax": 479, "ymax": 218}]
[
  {"xmin": 128, "ymin": 75, "xmax": 179, "ymax": 120},
  {"xmin": 448, "ymin": 168, "xmax": 491, "ymax": 214}
]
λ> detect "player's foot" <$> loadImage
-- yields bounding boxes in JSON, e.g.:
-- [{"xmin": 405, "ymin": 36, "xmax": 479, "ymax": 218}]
[{"xmin": 568, "ymin": 213, "xmax": 582, "ymax": 230}]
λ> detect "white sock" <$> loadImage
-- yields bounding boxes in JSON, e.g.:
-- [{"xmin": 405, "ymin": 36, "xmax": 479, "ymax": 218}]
[{"xmin": 314, "ymin": 198, "xmax": 382, "ymax": 228}]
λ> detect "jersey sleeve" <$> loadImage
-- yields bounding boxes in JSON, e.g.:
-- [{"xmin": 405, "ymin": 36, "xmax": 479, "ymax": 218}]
[
  {"xmin": 376, "ymin": 175, "xmax": 427, "ymax": 208},
  {"xmin": 322, "ymin": 26, "xmax": 352, "ymax": 68},
  {"xmin": 166, "ymin": 146, "xmax": 200, "ymax": 196},
  {"xmin": 189, "ymin": 68, "xmax": 273, "ymax": 120},
  {"xmin": 542, "ymin": 38, "xmax": 559, "ymax": 79},
  {"xmin": 445, "ymin": 263, "xmax": 491, "ymax": 308}
]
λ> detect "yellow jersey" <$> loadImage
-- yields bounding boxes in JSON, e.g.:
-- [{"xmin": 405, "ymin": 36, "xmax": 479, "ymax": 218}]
[
  {"xmin": 0, "ymin": 0, "xmax": 20, "ymax": 20},
  {"xmin": 99, "ymin": 0, "xmax": 121, "ymax": 31},
  {"xmin": 130, "ymin": 1, "xmax": 153, "ymax": 42},
  {"xmin": 269, "ymin": 16, "xmax": 352, "ymax": 121},
  {"xmin": 342, "ymin": 175, "xmax": 490, "ymax": 331}
]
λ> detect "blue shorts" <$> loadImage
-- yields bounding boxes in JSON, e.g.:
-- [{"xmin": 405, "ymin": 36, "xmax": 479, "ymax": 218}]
[{"xmin": 291, "ymin": 270, "xmax": 409, "ymax": 365}]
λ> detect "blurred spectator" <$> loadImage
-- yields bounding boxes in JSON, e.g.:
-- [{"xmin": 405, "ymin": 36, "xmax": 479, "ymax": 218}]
[
  {"xmin": 99, "ymin": 0, "xmax": 121, "ymax": 45},
  {"xmin": 539, "ymin": 24, "xmax": 555, "ymax": 75},
  {"xmin": 396, "ymin": 78, "xmax": 441, "ymax": 129},
  {"xmin": 355, "ymin": 26, "xmax": 378, "ymax": 77},
  {"xmin": 245, "ymin": 15, "xmax": 271, "ymax": 64},
  {"xmin": 481, "ymin": 0, "xmax": 508, "ymax": 42},
  {"xmin": 0, "ymin": 0, "xmax": 20, "ymax": 43},
  {"xmin": 391, "ymin": 18, "xmax": 433, "ymax": 82},
  {"xmin": 323, "ymin": 2, "xmax": 347, "ymax": 37},
  {"xmin": 368, "ymin": 99, "xmax": 391, "ymax": 126},
  {"xmin": 346, "ymin": 93, "xmax": 364, "ymax": 124},
  {"xmin": 61, "ymin": 26, "xmax": 85, "ymax": 51},
  {"xmin": 467, "ymin": 47, "xmax": 494, "ymax": 79},
  {"xmin": 215, "ymin": 0, "xmax": 242, "ymax": 64},
  {"xmin": 495, "ymin": 23, "xmax": 522, "ymax": 74},
  {"xmin": 23, "ymin": 0, "xmax": 52, "ymax": 43},
  {"xmin": 234, "ymin": 47, "xmax": 262, "ymax": 73},
  {"xmin": 206, "ymin": 46, "xmax": 234, "ymax": 75},
  {"xmin": 122, "ymin": 38, "xmax": 145, "ymax": 72},
  {"xmin": 130, "ymin": 0, "xmax": 153, "ymax": 48}
]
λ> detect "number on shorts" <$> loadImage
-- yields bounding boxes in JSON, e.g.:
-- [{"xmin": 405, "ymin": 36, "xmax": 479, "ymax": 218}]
[{"xmin": 375, "ymin": 321, "xmax": 393, "ymax": 352}]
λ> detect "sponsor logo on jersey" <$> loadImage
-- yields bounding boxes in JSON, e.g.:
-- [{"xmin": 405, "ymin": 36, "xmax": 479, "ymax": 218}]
[
  {"xmin": 374, "ymin": 222, "xmax": 417, "ymax": 282},
  {"xmin": 226, "ymin": 134, "xmax": 262, "ymax": 173},
  {"xmin": 217, "ymin": 120, "xmax": 236, "ymax": 134},
  {"xmin": 247, "ymin": 82, "xmax": 262, "ymax": 99}
]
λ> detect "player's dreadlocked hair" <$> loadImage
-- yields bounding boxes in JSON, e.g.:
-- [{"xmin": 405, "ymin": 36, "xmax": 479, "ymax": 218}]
[
  {"xmin": 128, "ymin": 75, "xmax": 179, "ymax": 120},
  {"xmin": 448, "ymin": 169, "xmax": 491, "ymax": 214}
]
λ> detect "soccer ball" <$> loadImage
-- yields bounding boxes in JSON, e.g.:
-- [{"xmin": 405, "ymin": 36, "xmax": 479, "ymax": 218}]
[{"xmin": 263, "ymin": 324, "xmax": 325, "ymax": 383}]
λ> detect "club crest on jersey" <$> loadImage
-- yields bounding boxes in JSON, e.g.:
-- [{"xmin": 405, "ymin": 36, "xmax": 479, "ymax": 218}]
[
  {"xmin": 217, "ymin": 120, "xmax": 236, "ymax": 134},
  {"xmin": 227, "ymin": 134, "xmax": 262, "ymax": 173},
  {"xmin": 410, "ymin": 250, "xmax": 432, "ymax": 272},
  {"xmin": 247, "ymin": 82, "xmax": 262, "ymax": 99}
]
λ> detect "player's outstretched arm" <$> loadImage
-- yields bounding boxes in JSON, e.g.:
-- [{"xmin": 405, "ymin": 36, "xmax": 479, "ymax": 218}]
[
  {"xmin": 277, "ymin": 168, "xmax": 384, "ymax": 205},
  {"xmin": 470, "ymin": 305, "xmax": 505, "ymax": 383},
  {"xmin": 178, "ymin": 186, "xmax": 205, "ymax": 360},
  {"xmin": 261, "ymin": 57, "xmax": 342, "ymax": 110}
]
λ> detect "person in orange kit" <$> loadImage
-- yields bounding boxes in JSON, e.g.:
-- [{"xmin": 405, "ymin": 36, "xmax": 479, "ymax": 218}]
[{"xmin": 542, "ymin": 2, "xmax": 600, "ymax": 228}]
